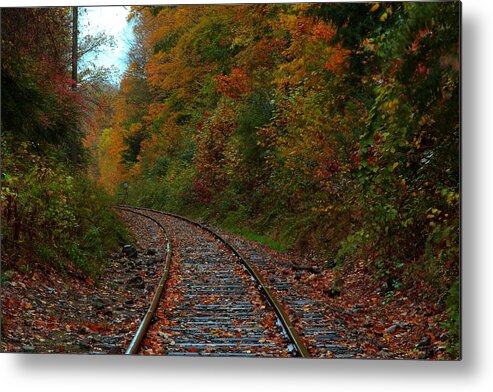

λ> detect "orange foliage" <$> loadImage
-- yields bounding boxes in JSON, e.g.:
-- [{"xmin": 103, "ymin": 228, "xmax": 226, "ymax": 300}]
[
  {"xmin": 97, "ymin": 128, "xmax": 125, "ymax": 192},
  {"xmin": 213, "ymin": 68, "xmax": 253, "ymax": 100},
  {"xmin": 276, "ymin": 12, "xmax": 350, "ymax": 87}
]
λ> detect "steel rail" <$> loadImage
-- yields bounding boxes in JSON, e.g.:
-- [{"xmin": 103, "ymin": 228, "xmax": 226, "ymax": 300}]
[
  {"xmin": 120, "ymin": 205, "xmax": 311, "ymax": 358},
  {"xmin": 116, "ymin": 207, "xmax": 172, "ymax": 355}
]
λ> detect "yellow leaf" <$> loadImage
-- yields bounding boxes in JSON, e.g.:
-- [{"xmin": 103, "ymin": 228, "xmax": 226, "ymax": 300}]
[
  {"xmin": 380, "ymin": 12, "xmax": 388, "ymax": 22},
  {"xmin": 370, "ymin": 3, "xmax": 380, "ymax": 12},
  {"xmin": 392, "ymin": 162, "xmax": 399, "ymax": 170}
]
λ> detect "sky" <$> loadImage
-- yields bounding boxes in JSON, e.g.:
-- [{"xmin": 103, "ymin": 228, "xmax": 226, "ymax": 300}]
[{"xmin": 79, "ymin": 6, "xmax": 134, "ymax": 83}]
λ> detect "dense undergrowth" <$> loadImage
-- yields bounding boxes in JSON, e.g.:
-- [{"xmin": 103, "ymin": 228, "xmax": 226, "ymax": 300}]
[{"xmin": 1, "ymin": 145, "xmax": 128, "ymax": 277}]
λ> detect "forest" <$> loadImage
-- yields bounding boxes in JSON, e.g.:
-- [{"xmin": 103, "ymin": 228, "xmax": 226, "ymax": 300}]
[{"xmin": 1, "ymin": 3, "xmax": 460, "ymax": 358}]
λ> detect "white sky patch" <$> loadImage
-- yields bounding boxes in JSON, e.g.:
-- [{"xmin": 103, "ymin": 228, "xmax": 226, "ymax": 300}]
[{"xmin": 79, "ymin": 6, "xmax": 134, "ymax": 83}]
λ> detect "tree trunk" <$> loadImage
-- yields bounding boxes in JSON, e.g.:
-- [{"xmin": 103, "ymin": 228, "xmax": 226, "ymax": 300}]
[
  {"xmin": 70, "ymin": 6, "xmax": 79, "ymax": 164},
  {"xmin": 71, "ymin": 6, "xmax": 78, "ymax": 88}
]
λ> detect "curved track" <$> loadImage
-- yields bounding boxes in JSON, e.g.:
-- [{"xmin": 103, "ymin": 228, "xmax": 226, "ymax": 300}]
[{"xmin": 118, "ymin": 206, "xmax": 310, "ymax": 358}]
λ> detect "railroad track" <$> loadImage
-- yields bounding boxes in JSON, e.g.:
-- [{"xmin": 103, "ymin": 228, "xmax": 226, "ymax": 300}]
[
  {"xmin": 211, "ymin": 230, "xmax": 360, "ymax": 358},
  {"xmin": 118, "ymin": 206, "xmax": 310, "ymax": 358}
]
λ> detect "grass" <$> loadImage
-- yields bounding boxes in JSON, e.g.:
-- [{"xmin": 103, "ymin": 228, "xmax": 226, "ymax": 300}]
[{"xmin": 220, "ymin": 225, "xmax": 289, "ymax": 252}]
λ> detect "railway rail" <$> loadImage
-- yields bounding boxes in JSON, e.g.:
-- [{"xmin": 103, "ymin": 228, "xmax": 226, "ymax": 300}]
[
  {"xmin": 117, "ymin": 205, "xmax": 310, "ymax": 358},
  {"xmin": 213, "ymin": 229, "xmax": 360, "ymax": 358}
]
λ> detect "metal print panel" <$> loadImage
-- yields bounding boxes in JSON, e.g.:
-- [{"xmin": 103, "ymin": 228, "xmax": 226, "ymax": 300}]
[{"xmin": 1, "ymin": 2, "xmax": 460, "ymax": 359}]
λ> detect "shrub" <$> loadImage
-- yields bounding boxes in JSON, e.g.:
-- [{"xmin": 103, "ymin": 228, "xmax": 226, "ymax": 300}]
[{"xmin": 1, "ymin": 144, "xmax": 129, "ymax": 278}]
